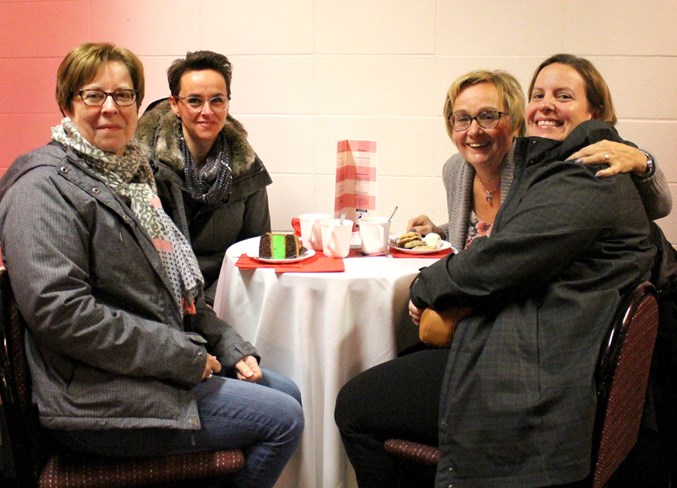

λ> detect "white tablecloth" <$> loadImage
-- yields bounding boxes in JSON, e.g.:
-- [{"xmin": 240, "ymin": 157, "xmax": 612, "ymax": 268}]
[{"xmin": 213, "ymin": 236, "xmax": 439, "ymax": 488}]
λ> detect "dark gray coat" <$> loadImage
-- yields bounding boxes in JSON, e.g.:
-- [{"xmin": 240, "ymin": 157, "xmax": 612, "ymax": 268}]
[
  {"xmin": 136, "ymin": 100, "xmax": 272, "ymax": 303},
  {"xmin": 410, "ymin": 121, "xmax": 655, "ymax": 487},
  {"xmin": 441, "ymin": 142, "xmax": 671, "ymax": 251},
  {"xmin": 0, "ymin": 143, "xmax": 257, "ymax": 431}
]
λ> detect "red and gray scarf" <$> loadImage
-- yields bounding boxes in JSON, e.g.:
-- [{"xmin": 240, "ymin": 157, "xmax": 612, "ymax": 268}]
[{"xmin": 52, "ymin": 118, "xmax": 204, "ymax": 315}]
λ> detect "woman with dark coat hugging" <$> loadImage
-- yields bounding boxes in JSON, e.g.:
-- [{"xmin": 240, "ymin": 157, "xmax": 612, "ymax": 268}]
[
  {"xmin": 136, "ymin": 51, "xmax": 272, "ymax": 304},
  {"xmin": 335, "ymin": 54, "xmax": 658, "ymax": 488}
]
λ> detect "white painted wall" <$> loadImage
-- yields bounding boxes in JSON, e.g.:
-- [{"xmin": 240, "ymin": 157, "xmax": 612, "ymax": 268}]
[{"xmin": 1, "ymin": 0, "xmax": 676, "ymax": 241}]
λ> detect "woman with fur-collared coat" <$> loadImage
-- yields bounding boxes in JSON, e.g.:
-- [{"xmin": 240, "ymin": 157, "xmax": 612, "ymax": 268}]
[{"xmin": 136, "ymin": 51, "xmax": 272, "ymax": 304}]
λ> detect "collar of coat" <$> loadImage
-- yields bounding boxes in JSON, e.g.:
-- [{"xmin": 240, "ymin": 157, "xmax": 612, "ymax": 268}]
[{"xmin": 135, "ymin": 99, "xmax": 257, "ymax": 177}]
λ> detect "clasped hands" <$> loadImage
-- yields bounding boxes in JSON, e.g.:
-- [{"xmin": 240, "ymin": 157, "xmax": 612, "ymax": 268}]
[
  {"xmin": 568, "ymin": 141, "xmax": 649, "ymax": 178},
  {"xmin": 202, "ymin": 354, "xmax": 262, "ymax": 382}
]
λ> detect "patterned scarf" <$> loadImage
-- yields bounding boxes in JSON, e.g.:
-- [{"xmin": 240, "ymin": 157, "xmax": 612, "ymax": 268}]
[
  {"xmin": 51, "ymin": 118, "xmax": 204, "ymax": 315},
  {"xmin": 179, "ymin": 128, "xmax": 233, "ymax": 208}
]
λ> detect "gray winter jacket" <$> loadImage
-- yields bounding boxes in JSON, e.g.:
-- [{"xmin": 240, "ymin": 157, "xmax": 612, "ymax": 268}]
[{"xmin": 0, "ymin": 142, "xmax": 257, "ymax": 431}]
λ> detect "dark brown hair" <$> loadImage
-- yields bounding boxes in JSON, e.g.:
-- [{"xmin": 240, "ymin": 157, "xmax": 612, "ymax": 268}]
[
  {"xmin": 527, "ymin": 53, "xmax": 617, "ymax": 125},
  {"xmin": 167, "ymin": 51, "xmax": 233, "ymax": 98}
]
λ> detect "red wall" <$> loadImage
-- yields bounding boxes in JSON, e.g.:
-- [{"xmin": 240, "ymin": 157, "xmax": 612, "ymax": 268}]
[
  {"xmin": 0, "ymin": 0, "xmax": 173, "ymax": 177},
  {"xmin": 0, "ymin": 2, "xmax": 96, "ymax": 176}
]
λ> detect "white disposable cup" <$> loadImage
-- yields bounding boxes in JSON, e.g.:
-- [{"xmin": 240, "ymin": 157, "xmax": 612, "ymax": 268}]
[
  {"xmin": 320, "ymin": 219, "xmax": 353, "ymax": 258},
  {"xmin": 359, "ymin": 217, "xmax": 391, "ymax": 255},
  {"xmin": 299, "ymin": 213, "xmax": 331, "ymax": 251}
]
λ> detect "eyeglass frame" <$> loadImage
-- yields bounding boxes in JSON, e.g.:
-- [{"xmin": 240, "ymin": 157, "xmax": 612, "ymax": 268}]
[
  {"xmin": 174, "ymin": 94, "xmax": 231, "ymax": 113},
  {"xmin": 448, "ymin": 111, "xmax": 507, "ymax": 132},
  {"xmin": 77, "ymin": 89, "xmax": 138, "ymax": 107}
]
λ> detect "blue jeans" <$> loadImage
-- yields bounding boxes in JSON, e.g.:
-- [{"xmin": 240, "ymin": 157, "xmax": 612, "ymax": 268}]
[{"xmin": 50, "ymin": 368, "xmax": 304, "ymax": 488}]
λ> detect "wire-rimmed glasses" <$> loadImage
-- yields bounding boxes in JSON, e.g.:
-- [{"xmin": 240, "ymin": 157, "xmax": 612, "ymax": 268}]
[{"xmin": 449, "ymin": 111, "xmax": 506, "ymax": 131}]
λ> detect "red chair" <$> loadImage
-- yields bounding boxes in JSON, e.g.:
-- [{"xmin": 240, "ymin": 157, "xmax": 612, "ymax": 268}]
[
  {"xmin": 384, "ymin": 281, "xmax": 660, "ymax": 488},
  {"xmin": 591, "ymin": 281, "xmax": 659, "ymax": 487},
  {"xmin": 0, "ymin": 268, "xmax": 245, "ymax": 487},
  {"xmin": 383, "ymin": 438, "xmax": 439, "ymax": 467}
]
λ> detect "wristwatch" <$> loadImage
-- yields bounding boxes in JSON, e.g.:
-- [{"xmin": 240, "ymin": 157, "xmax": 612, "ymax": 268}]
[{"xmin": 640, "ymin": 150, "xmax": 655, "ymax": 176}]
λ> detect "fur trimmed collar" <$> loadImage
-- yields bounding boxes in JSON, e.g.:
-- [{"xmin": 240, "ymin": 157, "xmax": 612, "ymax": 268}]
[{"xmin": 136, "ymin": 99, "xmax": 257, "ymax": 177}]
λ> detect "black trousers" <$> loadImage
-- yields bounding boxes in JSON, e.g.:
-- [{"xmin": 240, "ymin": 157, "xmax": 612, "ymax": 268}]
[
  {"xmin": 335, "ymin": 346, "xmax": 592, "ymax": 488},
  {"xmin": 334, "ymin": 348, "xmax": 448, "ymax": 488}
]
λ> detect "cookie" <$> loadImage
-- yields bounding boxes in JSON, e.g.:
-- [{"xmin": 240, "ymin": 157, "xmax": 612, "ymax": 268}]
[
  {"xmin": 404, "ymin": 239, "xmax": 426, "ymax": 249},
  {"xmin": 397, "ymin": 232, "xmax": 422, "ymax": 247}
]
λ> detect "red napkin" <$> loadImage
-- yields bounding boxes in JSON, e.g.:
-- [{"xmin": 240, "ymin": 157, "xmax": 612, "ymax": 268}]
[
  {"xmin": 389, "ymin": 247, "xmax": 454, "ymax": 259},
  {"xmin": 235, "ymin": 252, "xmax": 345, "ymax": 273},
  {"xmin": 291, "ymin": 217, "xmax": 302, "ymax": 237}
]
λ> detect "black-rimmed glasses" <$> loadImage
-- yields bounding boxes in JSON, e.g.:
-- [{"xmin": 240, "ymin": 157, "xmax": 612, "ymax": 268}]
[
  {"xmin": 78, "ymin": 89, "xmax": 137, "ymax": 107},
  {"xmin": 176, "ymin": 95, "xmax": 230, "ymax": 112},
  {"xmin": 449, "ymin": 111, "xmax": 506, "ymax": 131}
]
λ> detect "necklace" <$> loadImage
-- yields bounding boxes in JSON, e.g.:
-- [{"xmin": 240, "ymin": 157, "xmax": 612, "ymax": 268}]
[{"xmin": 477, "ymin": 177, "xmax": 500, "ymax": 203}]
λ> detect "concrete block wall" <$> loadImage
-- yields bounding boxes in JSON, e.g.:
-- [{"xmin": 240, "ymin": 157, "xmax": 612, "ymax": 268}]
[{"xmin": 1, "ymin": 0, "xmax": 675, "ymax": 242}]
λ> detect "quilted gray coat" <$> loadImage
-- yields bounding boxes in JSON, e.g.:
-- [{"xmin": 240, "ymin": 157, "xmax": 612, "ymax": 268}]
[{"xmin": 0, "ymin": 142, "xmax": 257, "ymax": 431}]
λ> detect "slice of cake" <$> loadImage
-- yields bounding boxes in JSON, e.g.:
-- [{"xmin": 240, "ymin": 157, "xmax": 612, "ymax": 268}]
[{"xmin": 259, "ymin": 233, "xmax": 305, "ymax": 259}]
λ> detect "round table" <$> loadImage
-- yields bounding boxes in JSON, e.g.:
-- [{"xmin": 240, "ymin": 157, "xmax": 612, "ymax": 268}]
[{"xmin": 213, "ymin": 236, "xmax": 440, "ymax": 488}]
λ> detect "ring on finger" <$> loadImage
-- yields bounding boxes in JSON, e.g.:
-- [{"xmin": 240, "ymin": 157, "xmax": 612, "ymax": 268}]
[{"xmin": 604, "ymin": 153, "xmax": 610, "ymax": 164}]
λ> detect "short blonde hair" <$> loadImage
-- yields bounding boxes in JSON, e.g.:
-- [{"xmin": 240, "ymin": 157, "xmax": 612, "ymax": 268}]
[
  {"xmin": 56, "ymin": 42, "xmax": 145, "ymax": 115},
  {"xmin": 443, "ymin": 70, "xmax": 526, "ymax": 139},
  {"xmin": 527, "ymin": 53, "xmax": 616, "ymax": 125}
]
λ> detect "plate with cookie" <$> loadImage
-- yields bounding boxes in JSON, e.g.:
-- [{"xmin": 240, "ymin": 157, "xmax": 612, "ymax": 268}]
[
  {"xmin": 253, "ymin": 232, "xmax": 316, "ymax": 263},
  {"xmin": 390, "ymin": 231, "xmax": 456, "ymax": 255}
]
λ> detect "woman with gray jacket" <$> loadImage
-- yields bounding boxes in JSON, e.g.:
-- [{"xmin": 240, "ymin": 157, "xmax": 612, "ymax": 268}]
[{"xmin": 0, "ymin": 42, "xmax": 302, "ymax": 488}]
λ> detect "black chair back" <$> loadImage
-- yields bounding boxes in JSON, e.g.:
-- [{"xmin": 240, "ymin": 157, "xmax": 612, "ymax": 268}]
[{"xmin": 1, "ymin": 267, "xmax": 47, "ymax": 486}]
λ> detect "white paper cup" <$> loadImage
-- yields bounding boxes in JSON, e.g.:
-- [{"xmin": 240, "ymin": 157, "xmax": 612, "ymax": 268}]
[
  {"xmin": 320, "ymin": 219, "xmax": 353, "ymax": 258},
  {"xmin": 359, "ymin": 217, "xmax": 391, "ymax": 255},
  {"xmin": 299, "ymin": 213, "xmax": 331, "ymax": 251}
]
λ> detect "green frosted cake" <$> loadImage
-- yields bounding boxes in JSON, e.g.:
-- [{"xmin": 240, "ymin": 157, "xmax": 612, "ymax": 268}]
[{"xmin": 259, "ymin": 233, "xmax": 304, "ymax": 259}]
